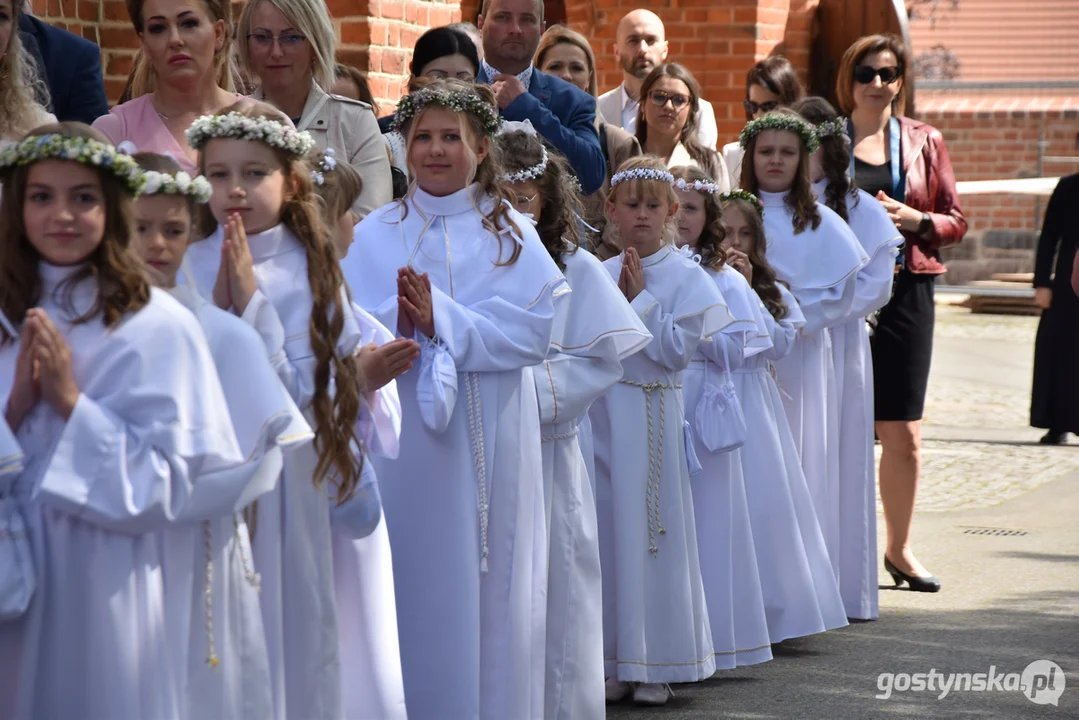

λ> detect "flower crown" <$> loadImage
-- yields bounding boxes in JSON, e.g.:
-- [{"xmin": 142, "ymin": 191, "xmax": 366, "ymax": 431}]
[
  {"xmin": 718, "ymin": 189, "xmax": 764, "ymax": 218},
  {"xmin": 311, "ymin": 147, "xmax": 337, "ymax": 186},
  {"xmin": 610, "ymin": 167, "xmax": 674, "ymax": 189},
  {"xmin": 142, "ymin": 169, "xmax": 212, "ymax": 203},
  {"xmin": 739, "ymin": 113, "xmax": 820, "ymax": 154},
  {"xmin": 0, "ymin": 134, "xmax": 146, "ymax": 195},
  {"xmin": 393, "ymin": 88, "xmax": 503, "ymax": 137},
  {"xmin": 500, "ymin": 145, "xmax": 548, "ymax": 184},
  {"xmin": 814, "ymin": 118, "xmax": 847, "ymax": 139},
  {"xmin": 186, "ymin": 112, "xmax": 315, "ymax": 157},
  {"xmin": 674, "ymin": 177, "xmax": 722, "ymax": 195}
]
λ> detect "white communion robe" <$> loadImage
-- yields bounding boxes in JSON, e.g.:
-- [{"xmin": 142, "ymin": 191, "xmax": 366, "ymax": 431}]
[
  {"xmin": 163, "ymin": 282, "xmax": 315, "ymax": 720},
  {"xmin": 536, "ymin": 247, "xmax": 651, "ymax": 720},
  {"xmin": 737, "ymin": 282, "xmax": 849, "ymax": 642},
  {"xmin": 682, "ymin": 259, "xmax": 773, "ymax": 669},
  {"xmin": 760, "ymin": 191, "xmax": 868, "ymax": 578},
  {"xmin": 0, "ymin": 263, "xmax": 244, "ymax": 720},
  {"xmin": 590, "ymin": 245, "xmax": 732, "ymax": 684},
  {"xmin": 0, "ymin": 415, "xmax": 20, "ymax": 476},
  {"xmin": 185, "ymin": 224, "xmax": 401, "ymax": 720},
  {"xmin": 813, "ymin": 182, "xmax": 903, "ymax": 620},
  {"xmin": 341, "ymin": 185, "xmax": 567, "ymax": 720}
]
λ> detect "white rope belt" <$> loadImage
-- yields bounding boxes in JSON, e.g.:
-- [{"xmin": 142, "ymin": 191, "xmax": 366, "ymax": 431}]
[
  {"xmin": 465, "ymin": 372, "xmax": 490, "ymax": 573},
  {"xmin": 541, "ymin": 422, "xmax": 580, "ymax": 443},
  {"xmin": 618, "ymin": 378, "xmax": 681, "ymax": 556}
]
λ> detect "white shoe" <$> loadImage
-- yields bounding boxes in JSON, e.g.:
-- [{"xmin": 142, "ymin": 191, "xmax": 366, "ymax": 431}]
[
  {"xmin": 604, "ymin": 677, "xmax": 631, "ymax": 703},
  {"xmin": 633, "ymin": 683, "xmax": 672, "ymax": 706}
]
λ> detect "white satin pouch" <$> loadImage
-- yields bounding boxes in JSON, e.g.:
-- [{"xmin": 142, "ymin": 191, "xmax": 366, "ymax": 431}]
[
  {"xmin": 329, "ymin": 458, "xmax": 382, "ymax": 540},
  {"xmin": 0, "ymin": 489, "xmax": 34, "ymax": 621},
  {"xmin": 415, "ymin": 334, "xmax": 458, "ymax": 433},
  {"xmin": 694, "ymin": 337, "xmax": 747, "ymax": 454}
]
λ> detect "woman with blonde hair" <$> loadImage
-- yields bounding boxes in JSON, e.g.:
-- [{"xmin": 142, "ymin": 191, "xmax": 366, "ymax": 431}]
[
  {"xmin": 0, "ymin": 0, "xmax": 55, "ymax": 142},
  {"xmin": 536, "ymin": 24, "xmax": 640, "ymax": 254},
  {"xmin": 237, "ymin": 0, "xmax": 391, "ymax": 217},
  {"xmin": 92, "ymin": 0, "xmax": 238, "ymax": 172}
]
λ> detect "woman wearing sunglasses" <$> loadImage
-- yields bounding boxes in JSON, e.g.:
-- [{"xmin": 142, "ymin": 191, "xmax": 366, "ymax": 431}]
[
  {"xmin": 837, "ymin": 33, "xmax": 966, "ymax": 595},
  {"xmin": 236, "ymin": 0, "xmax": 392, "ymax": 218},
  {"xmin": 635, "ymin": 63, "xmax": 728, "ymax": 189},
  {"xmin": 720, "ymin": 55, "xmax": 804, "ymax": 188}
]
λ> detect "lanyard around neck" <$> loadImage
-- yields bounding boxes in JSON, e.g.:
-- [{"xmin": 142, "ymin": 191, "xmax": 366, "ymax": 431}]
[{"xmin": 847, "ymin": 115, "xmax": 904, "ymax": 203}]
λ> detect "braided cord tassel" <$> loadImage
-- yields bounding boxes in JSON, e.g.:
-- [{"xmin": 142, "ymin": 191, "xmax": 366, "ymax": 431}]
[
  {"xmin": 234, "ymin": 514, "xmax": 261, "ymax": 592},
  {"xmin": 465, "ymin": 372, "xmax": 490, "ymax": 573},
  {"xmin": 202, "ymin": 520, "xmax": 219, "ymax": 668}
]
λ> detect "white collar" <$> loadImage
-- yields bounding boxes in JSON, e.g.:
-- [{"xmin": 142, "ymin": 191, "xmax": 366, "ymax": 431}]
[
  {"xmin": 620, "ymin": 83, "xmax": 638, "ymax": 111},
  {"xmin": 412, "ymin": 184, "xmax": 490, "ymax": 218},
  {"xmin": 482, "ymin": 60, "xmax": 533, "ymax": 91}
]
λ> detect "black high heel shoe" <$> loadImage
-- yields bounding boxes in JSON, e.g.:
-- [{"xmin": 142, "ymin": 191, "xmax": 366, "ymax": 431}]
[{"xmin": 884, "ymin": 556, "xmax": 941, "ymax": 593}]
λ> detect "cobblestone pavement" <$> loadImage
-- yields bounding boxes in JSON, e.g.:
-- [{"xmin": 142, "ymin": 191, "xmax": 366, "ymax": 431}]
[{"xmin": 875, "ymin": 304, "xmax": 1079, "ymax": 514}]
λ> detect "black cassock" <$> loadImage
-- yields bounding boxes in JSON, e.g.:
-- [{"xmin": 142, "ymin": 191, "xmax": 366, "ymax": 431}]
[{"xmin": 1031, "ymin": 173, "xmax": 1079, "ymax": 434}]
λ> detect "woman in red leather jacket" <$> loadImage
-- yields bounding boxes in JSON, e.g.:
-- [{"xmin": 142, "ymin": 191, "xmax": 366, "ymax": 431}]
[{"xmin": 837, "ymin": 34, "xmax": 967, "ymax": 593}]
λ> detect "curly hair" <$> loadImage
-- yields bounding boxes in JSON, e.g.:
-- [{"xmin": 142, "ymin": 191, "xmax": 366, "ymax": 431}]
[
  {"xmin": 719, "ymin": 197, "xmax": 788, "ymax": 321},
  {"xmin": 636, "ymin": 63, "xmax": 722, "ymax": 180},
  {"xmin": 197, "ymin": 101, "xmax": 364, "ymax": 503},
  {"xmin": 398, "ymin": 79, "xmax": 523, "ymax": 266},
  {"xmin": 604, "ymin": 155, "xmax": 680, "ymax": 249},
  {"xmin": 0, "ymin": 4, "xmax": 51, "ymax": 139},
  {"xmin": 670, "ymin": 165, "xmax": 727, "ymax": 272},
  {"xmin": 0, "ymin": 123, "xmax": 150, "ymax": 343},
  {"xmin": 791, "ymin": 96, "xmax": 857, "ymax": 223},
  {"xmin": 496, "ymin": 131, "xmax": 581, "ymax": 270},
  {"xmin": 739, "ymin": 109, "xmax": 821, "ymax": 235}
]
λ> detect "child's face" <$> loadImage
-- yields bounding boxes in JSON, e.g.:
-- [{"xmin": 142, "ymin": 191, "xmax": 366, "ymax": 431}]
[
  {"xmin": 509, "ymin": 179, "xmax": 542, "ymax": 219},
  {"xmin": 204, "ymin": 137, "xmax": 289, "ymax": 234},
  {"xmin": 333, "ymin": 209, "xmax": 359, "ymax": 260},
  {"xmin": 407, "ymin": 107, "xmax": 488, "ymax": 197},
  {"xmin": 23, "ymin": 160, "xmax": 107, "ymax": 266},
  {"xmin": 134, "ymin": 194, "xmax": 193, "ymax": 288},
  {"xmin": 720, "ymin": 205, "xmax": 754, "ymax": 253},
  {"xmin": 674, "ymin": 188, "xmax": 705, "ymax": 248},
  {"xmin": 605, "ymin": 183, "xmax": 677, "ymax": 256},
  {"xmin": 753, "ymin": 129, "xmax": 801, "ymax": 193}
]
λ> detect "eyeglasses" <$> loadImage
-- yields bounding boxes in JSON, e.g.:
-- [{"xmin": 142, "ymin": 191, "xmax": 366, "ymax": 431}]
[
  {"xmin": 743, "ymin": 100, "xmax": 780, "ymax": 117},
  {"xmin": 649, "ymin": 90, "xmax": 690, "ymax": 110},
  {"xmin": 425, "ymin": 69, "xmax": 476, "ymax": 82},
  {"xmin": 247, "ymin": 32, "xmax": 307, "ymax": 51},
  {"xmin": 853, "ymin": 65, "xmax": 902, "ymax": 85}
]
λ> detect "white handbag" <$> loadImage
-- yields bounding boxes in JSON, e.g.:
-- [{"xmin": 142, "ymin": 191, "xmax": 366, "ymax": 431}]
[
  {"xmin": 693, "ymin": 335, "xmax": 747, "ymax": 454},
  {"xmin": 0, "ymin": 487, "xmax": 35, "ymax": 621}
]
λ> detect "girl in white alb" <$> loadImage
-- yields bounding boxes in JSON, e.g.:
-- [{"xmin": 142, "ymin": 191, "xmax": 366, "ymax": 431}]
[
  {"xmin": 0, "ymin": 127, "xmax": 243, "ymax": 720},
  {"xmin": 591, "ymin": 157, "xmax": 731, "ymax": 707},
  {"xmin": 183, "ymin": 102, "xmax": 415, "ymax": 720},
  {"xmin": 498, "ymin": 124, "xmax": 652, "ymax": 720},
  {"xmin": 797, "ymin": 97, "xmax": 904, "ymax": 620},
  {"xmin": 739, "ymin": 111, "xmax": 869, "ymax": 574},
  {"xmin": 340, "ymin": 81, "xmax": 566, "ymax": 720},
  {"xmin": 671, "ymin": 166, "xmax": 774, "ymax": 669},
  {"xmin": 131, "ymin": 150, "xmax": 316, "ymax": 720},
  {"xmin": 717, "ymin": 192, "xmax": 849, "ymax": 642}
]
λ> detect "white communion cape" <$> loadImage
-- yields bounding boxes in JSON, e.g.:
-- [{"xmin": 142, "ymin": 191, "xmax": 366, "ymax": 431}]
[
  {"xmin": 342, "ymin": 184, "xmax": 567, "ymax": 720},
  {"xmin": 0, "ymin": 263, "xmax": 243, "ymax": 720},
  {"xmin": 760, "ymin": 190, "xmax": 868, "ymax": 577},
  {"xmin": 536, "ymin": 247, "xmax": 651, "ymax": 720},
  {"xmin": 590, "ymin": 244, "xmax": 733, "ymax": 684},
  {"xmin": 185, "ymin": 223, "xmax": 401, "ymax": 720},
  {"xmin": 682, "ymin": 257, "xmax": 774, "ymax": 669},
  {"xmin": 0, "ymin": 414, "xmax": 20, "ymax": 476},
  {"xmin": 813, "ymin": 181, "xmax": 903, "ymax": 620}
]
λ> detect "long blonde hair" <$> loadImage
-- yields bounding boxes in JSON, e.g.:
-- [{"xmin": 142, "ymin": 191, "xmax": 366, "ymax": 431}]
[
  {"xmin": 604, "ymin": 155, "xmax": 680, "ymax": 249},
  {"xmin": 125, "ymin": 0, "xmax": 236, "ymax": 99},
  {"xmin": 0, "ymin": 5, "xmax": 51, "ymax": 139},
  {"xmin": 237, "ymin": 0, "xmax": 336, "ymax": 91}
]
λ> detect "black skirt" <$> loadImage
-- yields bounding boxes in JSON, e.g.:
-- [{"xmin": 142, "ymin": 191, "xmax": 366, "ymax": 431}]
[{"xmin": 870, "ymin": 271, "xmax": 936, "ymax": 422}]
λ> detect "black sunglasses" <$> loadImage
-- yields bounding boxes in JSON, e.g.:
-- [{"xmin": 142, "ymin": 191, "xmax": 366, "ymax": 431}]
[
  {"xmin": 853, "ymin": 65, "xmax": 902, "ymax": 85},
  {"xmin": 649, "ymin": 90, "xmax": 690, "ymax": 110},
  {"xmin": 744, "ymin": 100, "xmax": 780, "ymax": 116}
]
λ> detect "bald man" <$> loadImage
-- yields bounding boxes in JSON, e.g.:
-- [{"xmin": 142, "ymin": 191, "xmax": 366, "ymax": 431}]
[{"xmin": 597, "ymin": 10, "xmax": 719, "ymax": 150}]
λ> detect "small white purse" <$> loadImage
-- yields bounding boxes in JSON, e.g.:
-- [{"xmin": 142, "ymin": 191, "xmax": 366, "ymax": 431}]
[
  {"xmin": 0, "ymin": 487, "xmax": 35, "ymax": 621},
  {"xmin": 694, "ymin": 335, "xmax": 747, "ymax": 454}
]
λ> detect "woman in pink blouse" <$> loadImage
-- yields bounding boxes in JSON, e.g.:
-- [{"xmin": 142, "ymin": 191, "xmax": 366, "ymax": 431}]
[{"xmin": 92, "ymin": 0, "xmax": 242, "ymax": 172}]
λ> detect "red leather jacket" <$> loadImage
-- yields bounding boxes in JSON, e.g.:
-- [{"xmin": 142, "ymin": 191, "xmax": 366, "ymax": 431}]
[{"xmin": 898, "ymin": 116, "xmax": 967, "ymax": 274}]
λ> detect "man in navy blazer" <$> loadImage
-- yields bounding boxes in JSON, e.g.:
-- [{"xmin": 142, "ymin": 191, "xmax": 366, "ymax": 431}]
[
  {"xmin": 19, "ymin": 10, "xmax": 109, "ymax": 125},
  {"xmin": 476, "ymin": 0, "xmax": 605, "ymax": 194}
]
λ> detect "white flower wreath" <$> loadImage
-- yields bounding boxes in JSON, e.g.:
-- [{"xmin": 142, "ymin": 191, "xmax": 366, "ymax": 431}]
[
  {"xmin": 310, "ymin": 147, "xmax": 338, "ymax": 186},
  {"xmin": 815, "ymin": 118, "xmax": 847, "ymax": 139},
  {"xmin": 674, "ymin": 177, "xmax": 722, "ymax": 195},
  {"xmin": 718, "ymin": 189, "xmax": 764, "ymax": 218},
  {"xmin": 186, "ymin": 112, "xmax": 315, "ymax": 157},
  {"xmin": 738, "ymin": 113, "xmax": 820, "ymax": 154},
  {"xmin": 0, "ymin": 134, "xmax": 146, "ymax": 195},
  {"xmin": 141, "ymin": 170, "xmax": 212, "ymax": 203},
  {"xmin": 392, "ymin": 87, "xmax": 502, "ymax": 137},
  {"xmin": 610, "ymin": 167, "xmax": 675, "ymax": 189}
]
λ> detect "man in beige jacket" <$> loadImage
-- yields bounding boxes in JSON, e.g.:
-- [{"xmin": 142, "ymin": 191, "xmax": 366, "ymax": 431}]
[{"xmin": 597, "ymin": 9, "xmax": 719, "ymax": 150}]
